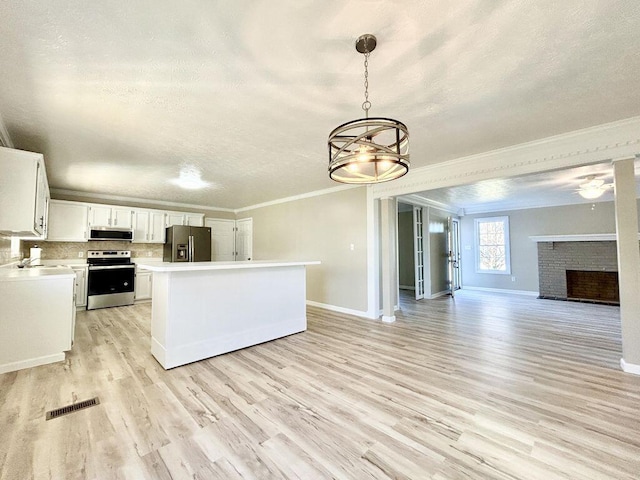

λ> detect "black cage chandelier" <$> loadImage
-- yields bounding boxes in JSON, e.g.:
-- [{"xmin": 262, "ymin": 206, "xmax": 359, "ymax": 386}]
[{"xmin": 328, "ymin": 34, "xmax": 410, "ymax": 184}]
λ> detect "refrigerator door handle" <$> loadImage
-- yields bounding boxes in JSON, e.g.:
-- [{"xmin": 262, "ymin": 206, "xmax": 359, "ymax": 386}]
[{"xmin": 188, "ymin": 235, "xmax": 193, "ymax": 262}]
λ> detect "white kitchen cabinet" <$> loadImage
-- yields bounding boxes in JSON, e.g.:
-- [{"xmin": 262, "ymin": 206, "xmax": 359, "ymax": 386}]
[
  {"xmin": 0, "ymin": 268, "xmax": 75, "ymax": 374},
  {"xmin": 165, "ymin": 212, "xmax": 185, "ymax": 227},
  {"xmin": 112, "ymin": 207, "xmax": 133, "ymax": 228},
  {"xmin": 150, "ymin": 211, "xmax": 166, "ymax": 243},
  {"xmin": 132, "ymin": 210, "xmax": 150, "ymax": 243},
  {"xmin": 88, "ymin": 205, "xmax": 133, "ymax": 228},
  {"xmin": 185, "ymin": 213, "xmax": 205, "ymax": 226},
  {"xmin": 71, "ymin": 265, "xmax": 87, "ymax": 307},
  {"xmin": 47, "ymin": 200, "xmax": 89, "ymax": 242},
  {"xmin": 0, "ymin": 146, "xmax": 50, "ymax": 237},
  {"xmin": 166, "ymin": 212, "xmax": 204, "ymax": 228},
  {"xmin": 132, "ymin": 210, "xmax": 166, "ymax": 243},
  {"xmin": 135, "ymin": 268, "xmax": 152, "ymax": 300}
]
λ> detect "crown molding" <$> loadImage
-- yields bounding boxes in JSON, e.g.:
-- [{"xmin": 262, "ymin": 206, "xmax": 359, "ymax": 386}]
[
  {"xmin": 234, "ymin": 184, "xmax": 360, "ymax": 213},
  {"xmin": 372, "ymin": 115, "xmax": 640, "ymax": 199},
  {"xmin": 398, "ymin": 194, "xmax": 459, "ymax": 215},
  {"xmin": 50, "ymin": 189, "xmax": 235, "ymax": 213},
  {"xmin": 0, "ymin": 112, "xmax": 14, "ymax": 148}
]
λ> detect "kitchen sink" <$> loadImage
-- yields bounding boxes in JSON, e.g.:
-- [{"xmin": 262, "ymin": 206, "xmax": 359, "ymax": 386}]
[{"xmin": 15, "ymin": 264, "xmax": 68, "ymax": 269}]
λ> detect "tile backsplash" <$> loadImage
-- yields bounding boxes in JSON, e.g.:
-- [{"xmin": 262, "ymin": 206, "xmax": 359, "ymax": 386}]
[
  {"xmin": 0, "ymin": 236, "xmax": 13, "ymax": 265},
  {"xmin": 22, "ymin": 241, "xmax": 163, "ymax": 260}
]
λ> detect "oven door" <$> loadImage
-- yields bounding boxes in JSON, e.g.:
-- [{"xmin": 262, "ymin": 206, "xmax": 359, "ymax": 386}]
[{"xmin": 87, "ymin": 264, "xmax": 135, "ymax": 310}]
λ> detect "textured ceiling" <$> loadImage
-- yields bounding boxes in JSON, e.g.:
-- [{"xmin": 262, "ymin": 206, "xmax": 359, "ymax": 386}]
[
  {"xmin": 403, "ymin": 161, "xmax": 640, "ymax": 215},
  {"xmin": 1, "ymin": 1, "xmax": 640, "ymax": 210}
]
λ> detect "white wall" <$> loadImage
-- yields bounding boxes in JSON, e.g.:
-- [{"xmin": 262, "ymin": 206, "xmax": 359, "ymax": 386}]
[
  {"xmin": 238, "ymin": 187, "xmax": 369, "ymax": 313},
  {"xmin": 459, "ymin": 200, "xmax": 632, "ymax": 293}
]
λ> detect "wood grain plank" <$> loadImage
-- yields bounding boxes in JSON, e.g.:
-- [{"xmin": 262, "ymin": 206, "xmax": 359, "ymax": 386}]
[{"xmin": 1, "ymin": 289, "xmax": 639, "ymax": 479}]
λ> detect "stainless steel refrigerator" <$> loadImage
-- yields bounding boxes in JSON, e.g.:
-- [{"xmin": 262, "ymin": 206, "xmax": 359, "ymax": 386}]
[{"xmin": 163, "ymin": 225, "xmax": 212, "ymax": 262}]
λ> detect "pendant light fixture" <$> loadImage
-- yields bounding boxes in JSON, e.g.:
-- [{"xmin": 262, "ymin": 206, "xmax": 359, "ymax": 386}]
[{"xmin": 328, "ymin": 34, "xmax": 410, "ymax": 184}]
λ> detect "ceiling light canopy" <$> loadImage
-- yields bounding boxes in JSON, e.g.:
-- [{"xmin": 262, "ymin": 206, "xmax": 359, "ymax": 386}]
[
  {"xmin": 328, "ymin": 34, "xmax": 409, "ymax": 184},
  {"xmin": 577, "ymin": 176, "xmax": 612, "ymax": 199},
  {"xmin": 170, "ymin": 165, "xmax": 210, "ymax": 190}
]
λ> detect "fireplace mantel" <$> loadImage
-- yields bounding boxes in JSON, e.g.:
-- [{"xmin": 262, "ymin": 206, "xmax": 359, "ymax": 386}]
[{"xmin": 529, "ymin": 234, "xmax": 640, "ymax": 243}]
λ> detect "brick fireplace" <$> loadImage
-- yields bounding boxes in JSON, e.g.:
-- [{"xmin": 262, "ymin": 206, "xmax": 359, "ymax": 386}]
[{"xmin": 536, "ymin": 239, "xmax": 619, "ymax": 305}]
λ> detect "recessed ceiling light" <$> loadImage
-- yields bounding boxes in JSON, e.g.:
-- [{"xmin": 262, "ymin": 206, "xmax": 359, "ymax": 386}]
[{"xmin": 170, "ymin": 165, "xmax": 210, "ymax": 190}]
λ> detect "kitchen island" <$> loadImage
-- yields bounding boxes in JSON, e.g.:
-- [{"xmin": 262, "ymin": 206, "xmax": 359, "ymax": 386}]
[{"xmin": 136, "ymin": 260, "xmax": 320, "ymax": 369}]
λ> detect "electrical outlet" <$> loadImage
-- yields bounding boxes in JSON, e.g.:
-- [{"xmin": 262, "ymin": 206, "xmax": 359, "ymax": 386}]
[
  {"xmin": 350, "ymin": 243, "xmax": 355, "ymax": 251},
  {"xmin": 511, "ymin": 276, "xmax": 516, "ymax": 282},
  {"xmin": 78, "ymin": 251, "xmax": 84, "ymax": 258}
]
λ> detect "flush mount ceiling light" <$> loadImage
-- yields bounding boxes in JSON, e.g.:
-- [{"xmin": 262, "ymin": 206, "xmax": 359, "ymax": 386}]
[
  {"xmin": 170, "ymin": 165, "xmax": 210, "ymax": 190},
  {"xmin": 577, "ymin": 175, "xmax": 613, "ymax": 199},
  {"xmin": 328, "ymin": 34, "xmax": 409, "ymax": 184}
]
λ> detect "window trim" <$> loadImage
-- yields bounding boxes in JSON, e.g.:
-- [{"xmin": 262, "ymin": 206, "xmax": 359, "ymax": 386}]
[{"xmin": 474, "ymin": 216, "xmax": 511, "ymax": 275}]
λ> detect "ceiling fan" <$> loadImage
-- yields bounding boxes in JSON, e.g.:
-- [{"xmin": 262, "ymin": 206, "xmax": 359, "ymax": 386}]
[{"xmin": 576, "ymin": 175, "xmax": 613, "ymax": 199}]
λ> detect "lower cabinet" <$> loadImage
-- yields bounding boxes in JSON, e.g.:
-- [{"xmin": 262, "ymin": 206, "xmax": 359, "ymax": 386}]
[
  {"xmin": 71, "ymin": 265, "xmax": 88, "ymax": 308},
  {"xmin": 0, "ymin": 273, "xmax": 75, "ymax": 374},
  {"xmin": 135, "ymin": 269, "xmax": 152, "ymax": 300}
]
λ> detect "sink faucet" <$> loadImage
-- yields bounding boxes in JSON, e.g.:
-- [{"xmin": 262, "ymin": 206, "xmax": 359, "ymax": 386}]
[{"xmin": 17, "ymin": 257, "xmax": 37, "ymax": 268}]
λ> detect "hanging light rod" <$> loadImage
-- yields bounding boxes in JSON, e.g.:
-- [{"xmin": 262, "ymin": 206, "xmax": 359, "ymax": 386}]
[{"xmin": 328, "ymin": 34, "xmax": 410, "ymax": 184}]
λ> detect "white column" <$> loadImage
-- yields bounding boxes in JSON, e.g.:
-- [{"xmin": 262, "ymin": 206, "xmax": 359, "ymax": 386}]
[
  {"xmin": 613, "ymin": 157, "xmax": 640, "ymax": 375},
  {"xmin": 380, "ymin": 197, "xmax": 397, "ymax": 323}
]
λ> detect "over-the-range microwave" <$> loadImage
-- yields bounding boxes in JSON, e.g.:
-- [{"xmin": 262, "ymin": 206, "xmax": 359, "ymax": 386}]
[{"xmin": 89, "ymin": 227, "xmax": 133, "ymax": 241}]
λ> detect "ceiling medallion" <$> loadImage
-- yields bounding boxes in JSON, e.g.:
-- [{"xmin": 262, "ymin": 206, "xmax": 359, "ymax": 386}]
[{"xmin": 328, "ymin": 34, "xmax": 410, "ymax": 184}]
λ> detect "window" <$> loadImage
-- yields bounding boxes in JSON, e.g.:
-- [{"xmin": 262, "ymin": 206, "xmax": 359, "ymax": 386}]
[{"xmin": 474, "ymin": 216, "xmax": 511, "ymax": 274}]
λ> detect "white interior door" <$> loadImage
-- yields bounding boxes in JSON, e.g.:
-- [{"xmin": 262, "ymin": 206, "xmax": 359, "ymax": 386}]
[
  {"xmin": 236, "ymin": 218, "xmax": 253, "ymax": 261},
  {"xmin": 413, "ymin": 206, "xmax": 425, "ymax": 300},
  {"xmin": 447, "ymin": 216, "xmax": 462, "ymax": 297},
  {"xmin": 205, "ymin": 218, "xmax": 236, "ymax": 261},
  {"xmin": 451, "ymin": 217, "xmax": 461, "ymax": 291}
]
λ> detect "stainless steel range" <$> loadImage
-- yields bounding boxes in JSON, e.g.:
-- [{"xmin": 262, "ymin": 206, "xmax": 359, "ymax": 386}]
[{"xmin": 87, "ymin": 250, "xmax": 135, "ymax": 310}]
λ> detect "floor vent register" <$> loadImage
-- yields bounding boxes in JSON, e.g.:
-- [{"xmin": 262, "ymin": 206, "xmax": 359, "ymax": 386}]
[{"xmin": 45, "ymin": 397, "xmax": 100, "ymax": 420}]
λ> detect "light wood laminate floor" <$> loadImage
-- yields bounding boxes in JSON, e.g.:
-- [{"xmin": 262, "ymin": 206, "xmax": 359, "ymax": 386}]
[{"xmin": 1, "ymin": 290, "xmax": 639, "ymax": 479}]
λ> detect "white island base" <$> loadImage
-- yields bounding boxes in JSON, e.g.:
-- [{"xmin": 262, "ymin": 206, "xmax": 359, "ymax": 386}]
[{"xmin": 137, "ymin": 261, "xmax": 319, "ymax": 369}]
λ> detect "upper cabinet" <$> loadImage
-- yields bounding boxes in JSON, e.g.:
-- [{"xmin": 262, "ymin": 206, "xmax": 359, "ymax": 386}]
[
  {"xmin": 88, "ymin": 205, "xmax": 133, "ymax": 229},
  {"xmin": 132, "ymin": 209, "xmax": 165, "ymax": 243},
  {"xmin": 0, "ymin": 147, "xmax": 50, "ymax": 238},
  {"xmin": 45, "ymin": 198, "xmax": 205, "ymax": 243},
  {"xmin": 165, "ymin": 212, "xmax": 204, "ymax": 227},
  {"xmin": 186, "ymin": 214, "xmax": 205, "ymax": 226},
  {"xmin": 165, "ymin": 212, "xmax": 185, "ymax": 227},
  {"xmin": 48, "ymin": 200, "xmax": 89, "ymax": 242}
]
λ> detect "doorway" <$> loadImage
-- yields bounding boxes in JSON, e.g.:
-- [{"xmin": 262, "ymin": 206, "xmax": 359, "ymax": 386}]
[
  {"xmin": 205, "ymin": 217, "xmax": 253, "ymax": 261},
  {"xmin": 448, "ymin": 217, "xmax": 462, "ymax": 295}
]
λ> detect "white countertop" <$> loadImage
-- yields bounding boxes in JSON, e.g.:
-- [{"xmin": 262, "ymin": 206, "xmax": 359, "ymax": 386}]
[
  {"xmin": 136, "ymin": 260, "xmax": 321, "ymax": 272},
  {"xmin": 0, "ymin": 265, "xmax": 75, "ymax": 282}
]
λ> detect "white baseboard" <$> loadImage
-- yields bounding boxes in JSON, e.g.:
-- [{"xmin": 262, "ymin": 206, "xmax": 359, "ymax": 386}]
[
  {"xmin": 0, "ymin": 353, "xmax": 66, "ymax": 375},
  {"xmin": 463, "ymin": 286, "xmax": 539, "ymax": 297},
  {"xmin": 306, "ymin": 300, "xmax": 371, "ymax": 319},
  {"xmin": 399, "ymin": 285, "xmax": 415, "ymax": 291},
  {"xmin": 621, "ymin": 358, "xmax": 640, "ymax": 375}
]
